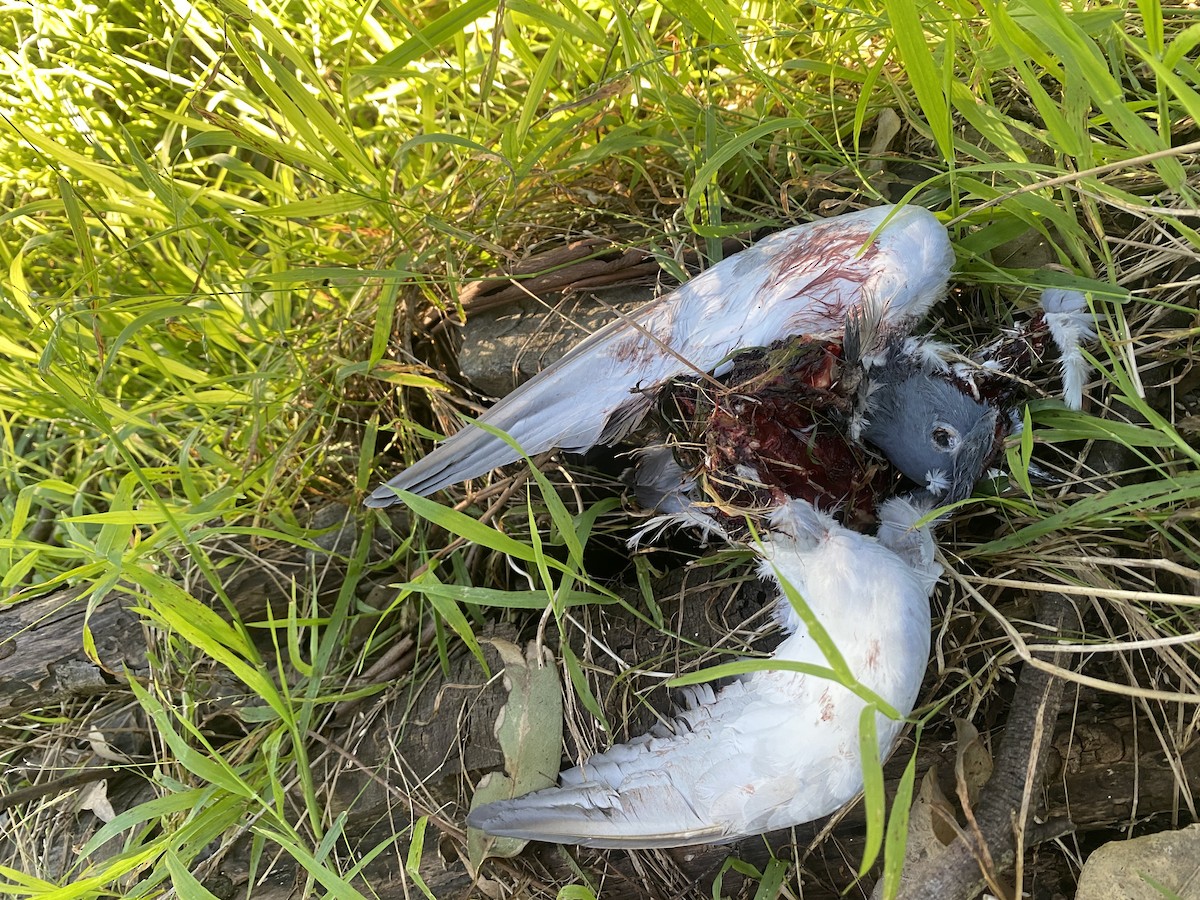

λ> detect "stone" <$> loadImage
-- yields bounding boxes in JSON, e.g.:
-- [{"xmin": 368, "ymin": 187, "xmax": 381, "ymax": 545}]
[
  {"xmin": 1076, "ymin": 823, "xmax": 1200, "ymax": 899},
  {"xmin": 458, "ymin": 284, "xmax": 656, "ymax": 397}
]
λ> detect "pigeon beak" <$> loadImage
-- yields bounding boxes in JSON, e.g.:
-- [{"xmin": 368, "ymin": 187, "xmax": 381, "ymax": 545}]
[{"xmin": 942, "ymin": 407, "xmax": 1000, "ymax": 503}]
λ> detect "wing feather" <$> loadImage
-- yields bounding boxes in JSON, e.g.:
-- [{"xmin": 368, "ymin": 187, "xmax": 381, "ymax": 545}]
[
  {"xmin": 368, "ymin": 204, "xmax": 952, "ymax": 504},
  {"xmin": 467, "ymin": 500, "xmax": 939, "ymax": 848},
  {"xmin": 466, "ymin": 779, "xmax": 732, "ymax": 849}
]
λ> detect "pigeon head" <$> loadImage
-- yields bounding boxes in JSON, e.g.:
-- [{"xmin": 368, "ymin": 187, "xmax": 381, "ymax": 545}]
[{"xmin": 859, "ymin": 366, "xmax": 1000, "ymax": 504}]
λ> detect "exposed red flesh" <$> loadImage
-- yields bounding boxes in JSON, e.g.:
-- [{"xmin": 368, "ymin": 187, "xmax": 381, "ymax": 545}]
[{"xmin": 661, "ymin": 339, "xmax": 894, "ymax": 530}]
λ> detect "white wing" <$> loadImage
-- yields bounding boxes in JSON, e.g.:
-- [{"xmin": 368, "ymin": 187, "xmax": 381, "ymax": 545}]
[
  {"xmin": 368, "ymin": 205, "xmax": 953, "ymax": 504},
  {"xmin": 466, "ymin": 499, "xmax": 936, "ymax": 848}
]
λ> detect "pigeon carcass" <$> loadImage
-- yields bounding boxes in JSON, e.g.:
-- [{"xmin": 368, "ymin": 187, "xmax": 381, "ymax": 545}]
[
  {"xmin": 370, "ymin": 204, "xmax": 1097, "ymax": 849},
  {"xmin": 367, "ymin": 205, "xmax": 1092, "ymax": 509},
  {"xmin": 366, "ymin": 204, "xmax": 955, "ymax": 505}
]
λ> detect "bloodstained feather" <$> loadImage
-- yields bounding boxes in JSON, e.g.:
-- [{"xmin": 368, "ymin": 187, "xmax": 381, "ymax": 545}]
[{"xmin": 761, "ymin": 223, "xmax": 878, "ymax": 293}]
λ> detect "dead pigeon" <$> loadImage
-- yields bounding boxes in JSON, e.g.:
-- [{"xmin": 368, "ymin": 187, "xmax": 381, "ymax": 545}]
[
  {"xmin": 367, "ymin": 204, "xmax": 954, "ymax": 505},
  {"xmin": 464, "ymin": 289, "xmax": 1095, "ymax": 849},
  {"xmin": 387, "ymin": 210, "xmax": 1095, "ymax": 848}
]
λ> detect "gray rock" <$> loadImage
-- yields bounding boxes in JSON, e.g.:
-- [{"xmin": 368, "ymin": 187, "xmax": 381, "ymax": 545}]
[
  {"xmin": 1076, "ymin": 823, "xmax": 1200, "ymax": 899},
  {"xmin": 458, "ymin": 285, "xmax": 656, "ymax": 396},
  {"xmin": 304, "ymin": 502, "xmax": 409, "ymax": 565},
  {"xmin": 990, "ymin": 228, "xmax": 1058, "ymax": 271},
  {"xmin": 306, "ymin": 502, "xmax": 358, "ymax": 561}
]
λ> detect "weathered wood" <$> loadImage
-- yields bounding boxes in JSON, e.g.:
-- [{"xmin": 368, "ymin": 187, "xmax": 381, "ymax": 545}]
[
  {"xmin": 455, "ymin": 235, "xmax": 746, "ymax": 315},
  {"xmin": 895, "ymin": 592, "xmax": 1075, "ymax": 900},
  {"xmin": 0, "ymin": 585, "xmax": 143, "ymax": 706},
  {"xmin": 0, "ymin": 504, "xmax": 406, "ymax": 710}
]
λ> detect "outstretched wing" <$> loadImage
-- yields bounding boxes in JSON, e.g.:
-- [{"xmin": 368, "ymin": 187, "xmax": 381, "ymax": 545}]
[
  {"xmin": 468, "ymin": 498, "xmax": 939, "ymax": 848},
  {"xmin": 465, "ymin": 678, "xmax": 802, "ymax": 849},
  {"xmin": 367, "ymin": 204, "xmax": 953, "ymax": 505}
]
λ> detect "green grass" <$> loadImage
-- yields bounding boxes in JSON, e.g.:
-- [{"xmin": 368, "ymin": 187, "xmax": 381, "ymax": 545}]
[{"xmin": 2, "ymin": 0, "xmax": 1200, "ymax": 897}]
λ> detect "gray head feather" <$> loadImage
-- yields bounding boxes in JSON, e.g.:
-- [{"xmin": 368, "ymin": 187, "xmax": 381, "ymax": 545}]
[{"xmin": 860, "ymin": 369, "xmax": 998, "ymax": 503}]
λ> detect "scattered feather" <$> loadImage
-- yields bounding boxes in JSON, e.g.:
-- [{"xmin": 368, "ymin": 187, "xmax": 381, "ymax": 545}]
[{"xmin": 1040, "ymin": 288, "xmax": 1097, "ymax": 410}]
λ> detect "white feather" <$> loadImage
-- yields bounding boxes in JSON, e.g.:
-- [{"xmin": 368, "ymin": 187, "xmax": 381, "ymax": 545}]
[
  {"xmin": 1040, "ymin": 288, "xmax": 1096, "ymax": 411},
  {"xmin": 903, "ymin": 336, "xmax": 953, "ymax": 372},
  {"xmin": 876, "ymin": 496, "xmax": 942, "ymax": 596},
  {"xmin": 924, "ymin": 468, "xmax": 950, "ymax": 496},
  {"xmin": 467, "ymin": 498, "xmax": 938, "ymax": 848},
  {"xmin": 628, "ymin": 508, "xmax": 728, "ymax": 548}
]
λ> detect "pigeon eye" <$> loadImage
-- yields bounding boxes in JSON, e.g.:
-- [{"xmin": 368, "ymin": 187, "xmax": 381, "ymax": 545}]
[{"xmin": 931, "ymin": 424, "xmax": 959, "ymax": 451}]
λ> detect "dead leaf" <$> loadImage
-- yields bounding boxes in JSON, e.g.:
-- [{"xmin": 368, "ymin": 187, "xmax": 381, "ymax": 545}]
[
  {"xmin": 953, "ymin": 718, "xmax": 994, "ymax": 808},
  {"xmin": 86, "ymin": 728, "xmax": 129, "ymax": 763},
  {"xmin": 923, "ymin": 765, "xmax": 960, "ymax": 847},
  {"xmin": 879, "ymin": 722, "xmax": 996, "ymax": 896},
  {"xmin": 467, "ymin": 638, "xmax": 563, "ymax": 872},
  {"xmin": 865, "ymin": 108, "xmax": 902, "ymax": 171},
  {"xmin": 77, "ymin": 779, "xmax": 115, "ymax": 822},
  {"xmin": 915, "ymin": 765, "xmax": 960, "ymax": 850},
  {"xmin": 870, "ymin": 766, "xmax": 958, "ymax": 900}
]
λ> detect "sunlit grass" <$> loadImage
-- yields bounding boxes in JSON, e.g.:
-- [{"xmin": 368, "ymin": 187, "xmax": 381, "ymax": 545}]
[{"xmin": 2, "ymin": 0, "xmax": 1199, "ymax": 896}]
